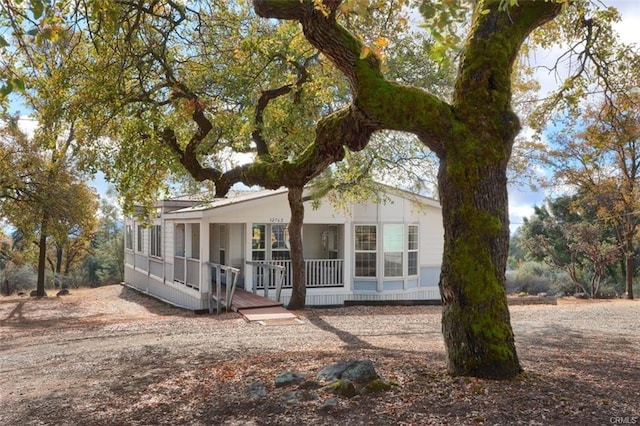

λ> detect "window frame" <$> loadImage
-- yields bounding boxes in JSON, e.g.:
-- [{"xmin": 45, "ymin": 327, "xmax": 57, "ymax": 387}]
[
  {"xmin": 125, "ymin": 224, "xmax": 133, "ymax": 250},
  {"xmin": 150, "ymin": 224, "xmax": 162, "ymax": 258},
  {"xmin": 383, "ymin": 224, "xmax": 404, "ymax": 278},
  {"xmin": 354, "ymin": 224, "xmax": 377, "ymax": 278},
  {"xmin": 407, "ymin": 225, "xmax": 419, "ymax": 276}
]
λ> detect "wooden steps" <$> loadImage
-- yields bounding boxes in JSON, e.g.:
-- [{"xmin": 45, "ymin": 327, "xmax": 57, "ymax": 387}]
[{"xmin": 214, "ymin": 287, "xmax": 298, "ymax": 322}]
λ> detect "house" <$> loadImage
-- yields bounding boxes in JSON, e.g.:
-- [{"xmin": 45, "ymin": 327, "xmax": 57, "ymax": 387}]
[{"xmin": 123, "ymin": 186, "xmax": 443, "ymax": 310}]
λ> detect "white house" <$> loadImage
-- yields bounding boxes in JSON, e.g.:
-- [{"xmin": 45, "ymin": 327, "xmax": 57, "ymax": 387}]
[{"xmin": 123, "ymin": 186, "xmax": 444, "ymax": 310}]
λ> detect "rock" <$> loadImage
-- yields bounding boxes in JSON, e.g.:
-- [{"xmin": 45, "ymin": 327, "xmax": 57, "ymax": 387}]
[
  {"xmin": 537, "ymin": 292, "xmax": 548, "ymax": 297},
  {"xmin": 360, "ymin": 379, "xmax": 398, "ymax": 395},
  {"xmin": 57, "ymin": 289, "xmax": 70, "ymax": 297},
  {"xmin": 574, "ymin": 292, "xmax": 589, "ymax": 299},
  {"xmin": 316, "ymin": 359, "xmax": 379, "ymax": 384},
  {"xmin": 281, "ymin": 391, "xmax": 300, "ymax": 405},
  {"xmin": 319, "ymin": 397, "xmax": 339, "ymax": 411},
  {"xmin": 246, "ymin": 381, "xmax": 268, "ymax": 400},
  {"xmin": 275, "ymin": 371, "xmax": 306, "ymax": 388},
  {"xmin": 17, "ymin": 292, "xmax": 26, "ymax": 297}
]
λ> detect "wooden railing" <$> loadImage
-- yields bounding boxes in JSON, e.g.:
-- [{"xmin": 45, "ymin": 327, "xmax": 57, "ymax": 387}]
[
  {"xmin": 250, "ymin": 259, "xmax": 344, "ymax": 290},
  {"xmin": 209, "ymin": 263, "xmax": 240, "ymax": 314}
]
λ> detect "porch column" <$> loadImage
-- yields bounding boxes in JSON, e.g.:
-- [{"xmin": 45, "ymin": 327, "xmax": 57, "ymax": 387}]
[{"xmin": 200, "ymin": 221, "xmax": 210, "ymax": 294}]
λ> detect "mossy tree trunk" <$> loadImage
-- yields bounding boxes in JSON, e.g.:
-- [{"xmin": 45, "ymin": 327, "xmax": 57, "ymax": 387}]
[{"xmin": 438, "ymin": 129, "xmax": 519, "ymax": 378}]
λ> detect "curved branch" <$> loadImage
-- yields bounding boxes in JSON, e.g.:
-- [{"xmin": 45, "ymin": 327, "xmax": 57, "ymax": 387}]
[{"xmin": 254, "ymin": 0, "xmax": 453, "ymax": 156}]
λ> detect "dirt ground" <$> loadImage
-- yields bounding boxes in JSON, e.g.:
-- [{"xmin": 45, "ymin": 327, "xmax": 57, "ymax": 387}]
[{"xmin": 1, "ymin": 285, "xmax": 639, "ymax": 425}]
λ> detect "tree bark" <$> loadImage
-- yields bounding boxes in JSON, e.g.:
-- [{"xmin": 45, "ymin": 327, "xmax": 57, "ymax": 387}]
[
  {"xmin": 286, "ymin": 186, "xmax": 306, "ymax": 310},
  {"xmin": 35, "ymin": 216, "xmax": 49, "ymax": 297},
  {"xmin": 624, "ymin": 238, "xmax": 634, "ymax": 299},
  {"xmin": 438, "ymin": 133, "xmax": 521, "ymax": 378}
]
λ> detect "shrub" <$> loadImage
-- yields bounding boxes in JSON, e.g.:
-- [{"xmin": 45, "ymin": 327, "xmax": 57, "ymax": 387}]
[{"xmin": 0, "ymin": 264, "xmax": 37, "ymax": 295}]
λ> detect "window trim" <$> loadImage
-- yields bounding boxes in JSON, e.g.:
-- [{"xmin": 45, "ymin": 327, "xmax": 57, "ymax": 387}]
[
  {"xmin": 407, "ymin": 225, "xmax": 419, "ymax": 277},
  {"xmin": 150, "ymin": 224, "xmax": 162, "ymax": 258},
  {"xmin": 125, "ymin": 224, "xmax": 133, "ymax": 251},
  {"xmin": 354, "ymin": 224, "xmax": 377, "ymax": 278}
]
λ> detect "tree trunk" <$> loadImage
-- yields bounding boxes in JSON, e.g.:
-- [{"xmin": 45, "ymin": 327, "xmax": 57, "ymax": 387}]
[
  {"xmin": 438, "ymin": 145, "xmax": 521, "ymax": 379},
  {"xmin": 624, "ymin": 240, "xmax": 634, "ymax": 300},
  {"xmin": 36, "ymin": 217, "xmax": 49, "ymax": 297},
  {"xmin": 286, "ymin": 186, "xmax": 306, "ymax": 310}
]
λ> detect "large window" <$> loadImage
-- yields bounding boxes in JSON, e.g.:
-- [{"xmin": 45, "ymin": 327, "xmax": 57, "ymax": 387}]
[
  {"xmin": 355, "ymin": 225, "xmax": 377, "ymax": 277},
  {"xmin": 384, "ymin": 224, "xmax": 404, "ymax": 277},
  {"xmin": 150, "ymin": 225, "xmax": 162, "ymax": 257},
  {"xmin": 125, "ymin": 224, "xmax": 133, "ymax": 250},
  {"xmin": 408, "ymin": 225, "xmax": 419, "ymax": 276}
]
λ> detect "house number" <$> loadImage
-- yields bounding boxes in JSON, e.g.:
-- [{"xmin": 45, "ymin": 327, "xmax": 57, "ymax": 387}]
[{"xmin": 269, "ymin": 217, "xmax": 285, "ymax": 223}]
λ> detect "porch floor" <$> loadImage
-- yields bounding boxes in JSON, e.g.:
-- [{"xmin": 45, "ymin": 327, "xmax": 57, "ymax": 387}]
[{"xmin": 216, "ymin": 287, "xmax": 298, "ymax": 322}]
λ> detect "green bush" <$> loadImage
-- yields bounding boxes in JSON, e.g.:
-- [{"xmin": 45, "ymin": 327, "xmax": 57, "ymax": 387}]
[{"xmin": 506, "ymin": 261, "xmax": 572, "ymax": 295}]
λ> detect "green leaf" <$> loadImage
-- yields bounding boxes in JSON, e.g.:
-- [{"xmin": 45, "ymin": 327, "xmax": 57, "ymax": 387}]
[
  {"xmin": 12, "ymin": 78, "xmax": 25, "ymax": 92},
  {"xmin": 0, "ymin": 82, "xmax": 13, "ymax": 97},
  {"xmin": 0, "ymin": 36, "xmax": 8, "ymax": 48},
  {"xmin": 31, "ymin": 0, "xmax": 44, "ymax": 20}
]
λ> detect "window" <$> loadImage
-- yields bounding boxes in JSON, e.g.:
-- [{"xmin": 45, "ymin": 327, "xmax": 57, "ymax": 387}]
[
  {"xmin": 136, "ymin": 225, "xmax": 143, "ymax": 252},
  {"xmin": 125, "ymin": 224, "xmax": 133, "ymax": 250},
  {"xmin": 175, "ymin": 224, "xmax": 185, "ymax": 257},
  {"xmin": 355, "ymin": 225, "xmax": 377, "ymax": 277},
  {"xmin": 384, "ymin": 224, "xmax": 404, "ymax": 277},
  {"xmin": 271, "ymin": 224, "xmax": 290, "ymax": 260},
  {"xmin": 408, "ymin": 225, "xmax": 418, "ymax": 276},
  {"xmin": 190, "ymin": 224, "xmax": 200, "ymax": 259},
  {"xmin": 252, "ymin": 224, "xmax": 266, "ymax": 260},
  {"xmin": 150, "ymin": 225, "xmax": 162, "ymax": 257}
]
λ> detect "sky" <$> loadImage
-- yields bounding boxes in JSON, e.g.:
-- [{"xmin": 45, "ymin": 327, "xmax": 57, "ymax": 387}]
[{"xmin": 507, "ymin": 0, "xmax": 640, "ymax": 232}]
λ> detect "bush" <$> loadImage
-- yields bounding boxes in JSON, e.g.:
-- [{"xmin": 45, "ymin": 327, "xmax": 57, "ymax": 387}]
[
  {"xmin": 0, "ymin": 264, "xmax": 37, "ymax": 295},
  {"xmin": 506, "ymin": 261, "xmax": 572, "ymax": 296}
]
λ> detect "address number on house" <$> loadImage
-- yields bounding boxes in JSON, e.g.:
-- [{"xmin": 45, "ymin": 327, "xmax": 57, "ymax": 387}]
[{"xmin": 269, "ymin": 217, "xmax": 286, "ymax": 223}]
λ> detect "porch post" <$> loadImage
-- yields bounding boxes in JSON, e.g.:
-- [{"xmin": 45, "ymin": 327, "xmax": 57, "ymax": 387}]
[{"xmin": 200, "ymin": 220, "xmax": 210, "ymax": 295}]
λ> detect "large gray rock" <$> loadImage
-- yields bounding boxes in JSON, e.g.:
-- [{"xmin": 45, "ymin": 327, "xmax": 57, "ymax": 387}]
[{"xmin": 316, "ymin": 359, "xmax": 379, "ymax": 383}]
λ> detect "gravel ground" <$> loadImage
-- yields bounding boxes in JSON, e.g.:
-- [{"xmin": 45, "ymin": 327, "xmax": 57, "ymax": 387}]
[{"xmin": 0, "ymin": 285, "xmax": 639, "ymax": 425}]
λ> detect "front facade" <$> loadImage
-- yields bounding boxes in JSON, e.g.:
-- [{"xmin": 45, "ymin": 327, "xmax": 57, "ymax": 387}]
[{"xmin": 124, "ymin": 187, "xmax": 444, "ymax": 310}]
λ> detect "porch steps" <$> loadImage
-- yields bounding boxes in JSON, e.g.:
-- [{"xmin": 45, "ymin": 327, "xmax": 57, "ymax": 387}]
[{"xmin": 216, "ymin": 287, "xmax": 299, "ymax": 323}]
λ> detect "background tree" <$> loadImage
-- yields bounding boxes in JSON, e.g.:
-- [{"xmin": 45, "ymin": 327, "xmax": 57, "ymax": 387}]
[
  {"xmin": 82, "ymin": 195, "xmax": 124, "ymax": 286},
  {"xmin": 532, "ymin": 93, "xmax": 640, "ymax": 299},
  {"xmin": 517, "ymin": 194, "xmax": 622, "ymax": 297}
]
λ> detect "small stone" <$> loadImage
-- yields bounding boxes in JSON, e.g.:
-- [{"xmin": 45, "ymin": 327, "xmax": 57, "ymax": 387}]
[
  {"xmin": 275, "ymin": 371, "xmax": 306, "ymax": 388},
  {"xmin": 246, "ymin": 381, "xmax": 268, "ymax": 400}
]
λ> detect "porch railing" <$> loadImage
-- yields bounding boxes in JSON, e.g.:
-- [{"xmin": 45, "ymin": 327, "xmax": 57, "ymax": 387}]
[
  {"xmin": 209, "ymin": 263, "xmax": 240, "ymax": 314},
  {"xmin": 249, "ymin": 259, "xmax": 344, "ymax": 290},
  {"xmin": 245, "ymin": 261, "xmax": 285, "ymax": 302}
]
